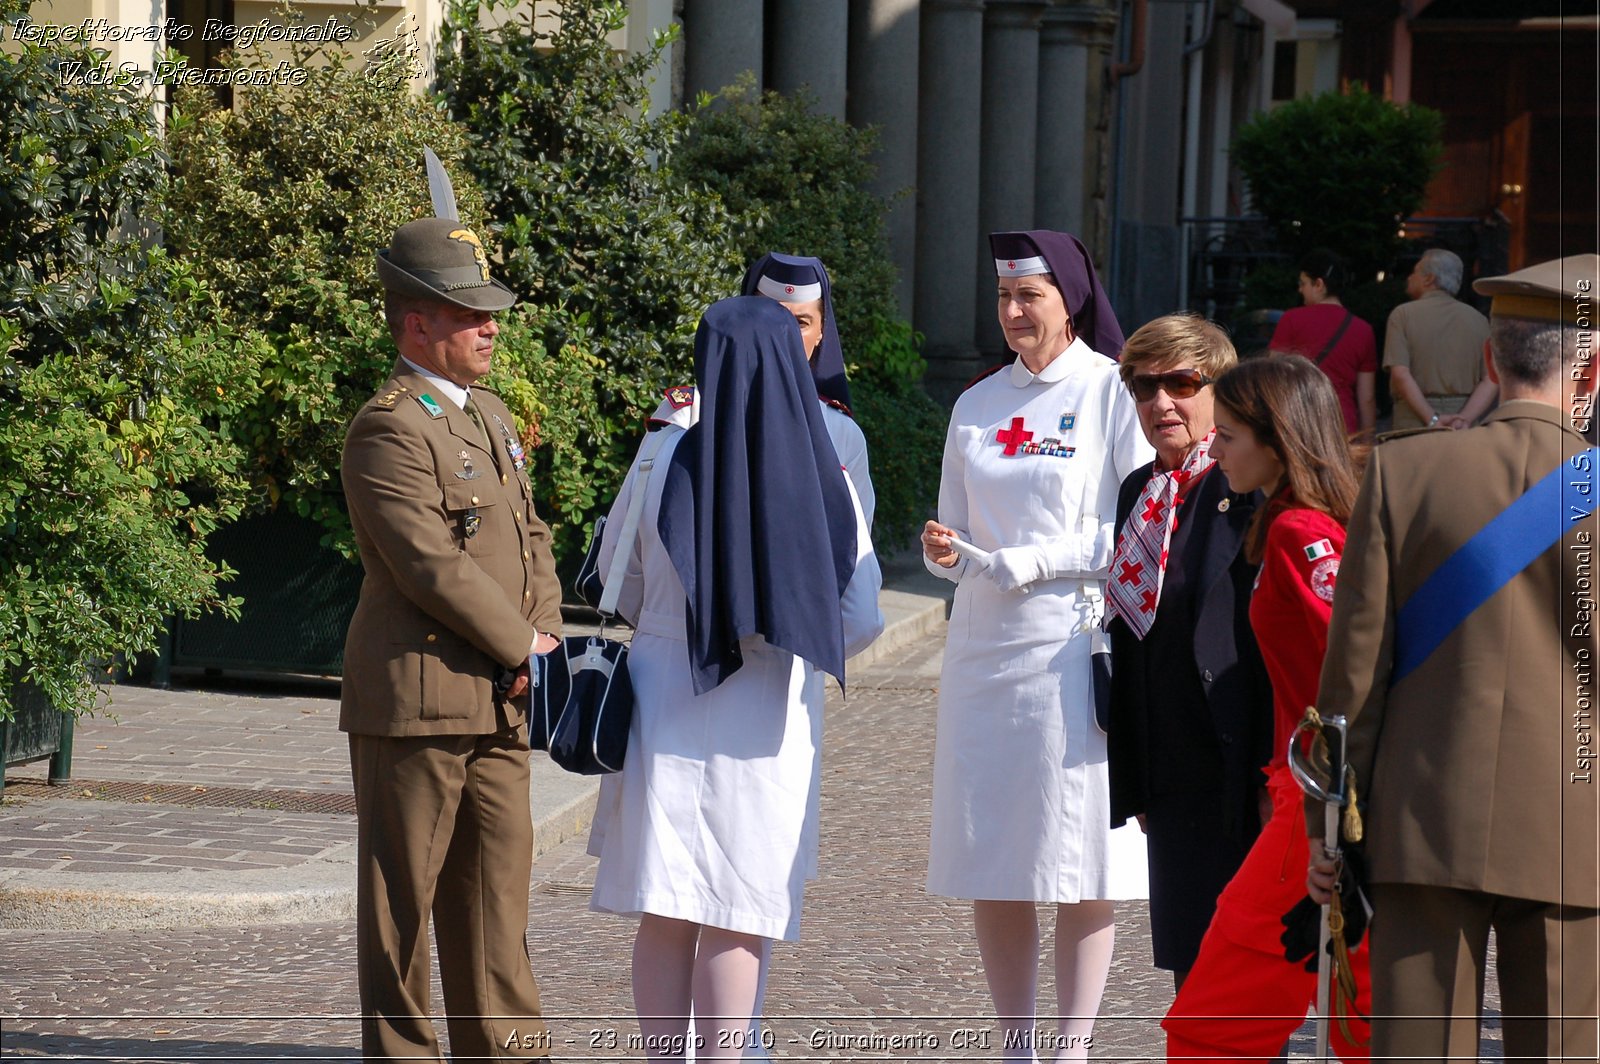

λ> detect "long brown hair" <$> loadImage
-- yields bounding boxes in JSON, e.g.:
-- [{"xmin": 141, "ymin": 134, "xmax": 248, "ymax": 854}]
[{"xmin": 1214, "ymin": 355, "xmax": 1363, "ymax": 563}]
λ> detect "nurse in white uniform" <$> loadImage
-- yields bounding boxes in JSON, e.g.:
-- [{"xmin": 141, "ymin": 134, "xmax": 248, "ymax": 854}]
[
  {"xmin": 922, "ymin": 230, "xmax": 1152, "ymax": 1061},
  {"xmin": 588, "ymin": 296, "xmax": 882, "ymax": 1062}
]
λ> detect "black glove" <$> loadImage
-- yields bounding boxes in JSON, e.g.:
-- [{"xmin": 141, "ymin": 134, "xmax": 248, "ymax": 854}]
[{"xmin": 1279, "ymin": 844, "xmax": 1371, "ymax": 972}]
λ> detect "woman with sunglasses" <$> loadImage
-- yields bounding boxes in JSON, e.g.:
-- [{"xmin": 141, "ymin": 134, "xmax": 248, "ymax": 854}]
[
  {"xmin": 1162, "ymin": 355, "xmax": 1372, "ymax": 1060},
  {"xmin": 922, "ymin": 230, "xmax": 1151, "ymax": 1060},
  {"xmin": 1104, "ymin": 314, "xmax": 1274, "ymax": 993}
]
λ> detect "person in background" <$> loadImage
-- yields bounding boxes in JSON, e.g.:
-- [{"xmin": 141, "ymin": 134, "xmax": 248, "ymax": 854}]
[
  {"xmin": 1269, "ymin": 249, "xmax": 1377, "ymax": 438},
  {"xmin": 587, "ymin": 296, "xmax": 883, "ymax": 1063},
  {"xmin": 1385, "ymin": 248, "xmax": 1493, "ymax": 430},
  {"xmin": 1162, "ymin": 355, "xmax": 1372, "ymax": 1060},
  {"xmin": 1309, "ymin": 254, "xmax": 1599, "ymax": 1061},
  {"xmin": 1105, "ymin": 313, "xmax": 1273, "ymax": 992},
  {"xmin": 922, "ymin": 230, "xmax": 1150, "ymax": 1061}
]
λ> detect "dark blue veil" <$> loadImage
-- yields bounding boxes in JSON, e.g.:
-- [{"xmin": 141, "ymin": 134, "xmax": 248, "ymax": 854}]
[
  {"xmin": 740, "ymin": 251, "xmax": 852, "ymax": 411},
  {"xmin": 990, "ymin": 230, "xmax": 1126, "ymax": 357},
  {"xmin": 657, "ymin": 296, "xmax": 858, "ymax": 695}
]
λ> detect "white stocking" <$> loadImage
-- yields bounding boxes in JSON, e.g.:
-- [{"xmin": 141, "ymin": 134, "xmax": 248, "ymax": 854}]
[
  {"xmin": 689, "ymin": 926, "xmax": 764, "ymax": 1062},
  {"xmin": 1052, "ymin": 901, "xmax": 1115, "ymax": 1062}
]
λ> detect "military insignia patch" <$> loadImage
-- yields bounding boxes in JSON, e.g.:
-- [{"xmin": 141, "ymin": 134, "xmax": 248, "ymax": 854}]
[
  {"xmin": 416, "ymin": 393, "xmax": 445, "ymax": 418},
  {"xmin": 665, "ymin": 385, "xmax": 695, "ymax": 410},
  {"xmin": 1310, "ymin": 557, "xmax": 1339, "ymax": 603},
  {"xmin": 376, "ymin": 385, "xmax": 409, "ymax": 409},
  {"xmin": 1059, "ymin": 413, "xmax": 1077, "ymax": 432}
]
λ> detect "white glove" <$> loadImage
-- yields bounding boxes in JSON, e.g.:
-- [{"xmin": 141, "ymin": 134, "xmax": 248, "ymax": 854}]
[{"xmin": 983, "ymin": 545, "xmax": 1051, "ymax": 593}]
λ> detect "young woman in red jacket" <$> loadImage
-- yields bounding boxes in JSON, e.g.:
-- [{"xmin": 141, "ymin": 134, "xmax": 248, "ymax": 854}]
[{"xmin": 1163, "ymin": 354, "xmax": 1373, "ymax": 1060}]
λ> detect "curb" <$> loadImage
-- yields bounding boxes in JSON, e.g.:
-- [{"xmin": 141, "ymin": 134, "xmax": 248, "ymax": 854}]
[{"xmin": 0, "ymin": 571, "xmax": 950, "ymax": 930}]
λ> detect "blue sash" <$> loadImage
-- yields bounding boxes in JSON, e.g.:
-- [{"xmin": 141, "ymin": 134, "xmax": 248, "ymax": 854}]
[{"xmin": 1393, "ymin": 445, "xmax": 1598, "ymax": 684}]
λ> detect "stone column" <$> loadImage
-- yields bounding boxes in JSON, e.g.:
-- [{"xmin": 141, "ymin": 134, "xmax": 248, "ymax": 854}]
[
  {"xmin": 914, "ymin": 0, "xmax": 987, "ymax": 396},
  {"xmin": 975, "ymin": 0, "xmax": 1048, "ymax": 358},
  {"xmin": 682, "ymin": 0, "xmax": 762, "ymax": 103},
  {"xmin": 1035, "ymin": 3, "xmax": 1106, "ymax": 236},
  {"xmin": 848, "ymin": 0, "xmax": 921, "ymax": 318},
  {"xmin": 771, "ymin": 0, "xmax": 848, "ymax": 119}
]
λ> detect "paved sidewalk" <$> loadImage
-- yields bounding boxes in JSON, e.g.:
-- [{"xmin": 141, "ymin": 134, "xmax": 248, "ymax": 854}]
[{"xmin": 0, "ymin": 558, "xmax": 1503, "ymax": 1061}]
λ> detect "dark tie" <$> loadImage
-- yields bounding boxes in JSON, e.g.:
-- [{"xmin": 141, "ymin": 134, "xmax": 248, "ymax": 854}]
[{"xmin": 462, "ymin": 395, "xmax": 493, "ymax": 453}]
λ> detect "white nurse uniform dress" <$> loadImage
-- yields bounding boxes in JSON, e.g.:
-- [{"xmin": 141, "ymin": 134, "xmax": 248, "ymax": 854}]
[{"xmin": 926, "ymin": 338, "xmax": 1152, "ymax": 902}]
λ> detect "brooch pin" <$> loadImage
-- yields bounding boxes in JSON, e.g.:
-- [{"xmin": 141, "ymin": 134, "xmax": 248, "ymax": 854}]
[
  {"xmin": 454, "ymin": 450, "xmax": 482, "ymax": 481},
  {"xmin": 1059, "ymin": 412, "xmax": 1077, "ymax": 432}
]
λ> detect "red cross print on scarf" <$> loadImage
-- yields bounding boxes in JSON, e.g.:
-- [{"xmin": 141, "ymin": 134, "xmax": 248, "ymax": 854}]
[
  {"xmin": 1106, "ymin": 429, "xmax": 1218, "ymax": 639},
  {"xmin": 997, "ymin": 417, "xmax": 1033, "ymax": 456}
]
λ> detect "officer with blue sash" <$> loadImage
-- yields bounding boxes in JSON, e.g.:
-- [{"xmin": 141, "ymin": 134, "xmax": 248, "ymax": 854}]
[{"xmin": 1308, "ymin": 254, "xmax": 1599, "ymax": 1063}]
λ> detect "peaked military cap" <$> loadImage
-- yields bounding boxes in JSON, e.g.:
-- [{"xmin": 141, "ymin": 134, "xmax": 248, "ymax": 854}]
[{"xmin": 1473, "ymin": 253, "xmax": 1599, "ymax": 325}]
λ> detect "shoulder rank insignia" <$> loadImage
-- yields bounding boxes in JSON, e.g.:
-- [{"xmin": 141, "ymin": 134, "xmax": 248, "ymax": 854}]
[
  {"xmin": 820, "ymin": 396, "xmax": 855, "ymax": 419},
  {"xmin": 375, "ymin": 385, "xmax": 409, "ymax": 409},
  {"xmin": 665, "ymin": 385, "xmax": 695, "ymax": 410},
  {"xmin": 416, "ymin": 393, "xmax": 446, "ymax": 419}
]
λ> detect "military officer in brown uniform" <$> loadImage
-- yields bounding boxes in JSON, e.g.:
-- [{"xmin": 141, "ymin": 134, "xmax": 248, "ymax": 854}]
[
  {"xmin": 341, "ymin": 217, "xmax": 562, "ymax": 1061},
  {"xmin": 1309, "ymin": 253, "xmax": 1600, "ymax": 1062}
]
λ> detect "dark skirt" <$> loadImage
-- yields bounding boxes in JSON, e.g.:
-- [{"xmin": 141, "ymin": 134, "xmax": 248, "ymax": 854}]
[{"xmin": 1142, "ymin": 789, "xmax": 1259, "ymax": 972}]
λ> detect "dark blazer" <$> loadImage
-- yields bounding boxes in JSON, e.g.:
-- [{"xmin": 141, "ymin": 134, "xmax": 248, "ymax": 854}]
[{"xmin": 1107, "ymin": 463, "xmax": 1273, "ymax": 842}]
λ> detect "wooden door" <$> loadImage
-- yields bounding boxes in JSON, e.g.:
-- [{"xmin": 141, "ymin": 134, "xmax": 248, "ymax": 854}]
[{"xmin": 1411, "ymin": 27, "xmax": 1598, "ymax": 268}]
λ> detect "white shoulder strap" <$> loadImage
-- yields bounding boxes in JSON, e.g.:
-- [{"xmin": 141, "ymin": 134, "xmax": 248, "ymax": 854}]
[{"xmin": 598, "ymin": 428, "xmax": 675, "ymax": 618}]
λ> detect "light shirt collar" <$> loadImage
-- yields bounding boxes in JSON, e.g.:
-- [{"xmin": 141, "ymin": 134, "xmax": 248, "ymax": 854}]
[
  {"xmin": 1009, "ymin": 336, "xmax": 1092, "ymax": 387},
  {"xmin": 402, "ymin": 357, "xmax": 471, "ymax": 410}
]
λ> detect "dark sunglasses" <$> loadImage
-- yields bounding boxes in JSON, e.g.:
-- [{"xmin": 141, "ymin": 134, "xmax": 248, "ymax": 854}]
[{"xmin": 1127, "ymin": 368, "xmax": 1214, "ymax": 402}]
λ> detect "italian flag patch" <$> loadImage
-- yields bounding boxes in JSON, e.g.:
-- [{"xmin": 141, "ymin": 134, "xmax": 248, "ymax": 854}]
[{"xmin": 1303, "ymin": 538, "xmax": 1336, "ymax": 562}]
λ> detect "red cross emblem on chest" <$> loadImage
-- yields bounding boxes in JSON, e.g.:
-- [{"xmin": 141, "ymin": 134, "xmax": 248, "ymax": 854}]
[{"xmin": 996, "ymin": 417, "xmax": 1034, "ymax": 456}]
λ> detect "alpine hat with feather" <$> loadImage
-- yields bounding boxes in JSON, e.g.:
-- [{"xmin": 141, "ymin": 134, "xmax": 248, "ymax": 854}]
[{"xmin": 375, "ymin": 217, "xmax": 517, "ymax": 311}]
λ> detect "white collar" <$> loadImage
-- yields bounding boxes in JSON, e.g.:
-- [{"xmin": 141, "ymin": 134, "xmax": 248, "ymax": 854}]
[
  {"xmin": 402, "ymin": 357, "xmax": 471, "ymax": 410},
  {"xmin": 1008, "ymin": 336, "xmax": 1095, "ymax": 387}
]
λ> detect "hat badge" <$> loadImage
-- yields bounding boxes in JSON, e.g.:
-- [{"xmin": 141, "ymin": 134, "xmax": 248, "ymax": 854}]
[
  {"xmin": 448, "ymin": 228, "xmax": 491, "ymax": 283},
  {"xmin": 785, "ymin": 284, "xmax": 795, "ymax": 294},
  {"xmin": 1007, "ymin": 260, "xmax": 1016, "ymax": 270}
]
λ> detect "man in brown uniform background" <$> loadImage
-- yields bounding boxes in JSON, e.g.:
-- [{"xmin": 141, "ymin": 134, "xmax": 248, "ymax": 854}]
[
  {"xmin": 1385, "ymin": 248, "xmax": 1493, "ymax": 430},
  {"xmin": 341, "ymin": 217, "xmax": 562, "ymax": 1060},
  {"xmin": 1309, "ymin": 253, "xmax": 1599, "ymax": 1062}
]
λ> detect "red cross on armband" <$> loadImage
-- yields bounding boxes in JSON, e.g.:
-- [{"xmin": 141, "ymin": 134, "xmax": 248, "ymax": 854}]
[{"xmin": 996, "ymin": 417, "xmax": 1034, "ymax": 456}]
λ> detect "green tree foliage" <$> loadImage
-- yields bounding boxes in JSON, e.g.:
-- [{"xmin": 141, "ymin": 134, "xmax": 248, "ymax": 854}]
[
  {"xmin": 163, "ymin": 51, "xmax": 496, "ymax": 544},
  {"xmin": 1233, "ymin": 86, "xmax": 1443, "ymax": 279},
  {"xmin": 0, "ymin": 24, "xmax": 250, "ymax": 717},
  {"xmin": 678, "ymin": 79, "xmax": 944, "ymax": 549},
  {"xmin": 437, "ymin": 0, "xmax": 747, "ymax": 566}
]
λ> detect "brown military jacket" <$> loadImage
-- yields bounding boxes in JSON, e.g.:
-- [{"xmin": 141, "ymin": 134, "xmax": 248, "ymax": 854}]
[
  {"xmin": 1314, "ymin": 401, "xmax": 1598, "ymax": 908},
  {"xmin": 339, "ymin": 360, "xmax": 562, "ymax": 736}
]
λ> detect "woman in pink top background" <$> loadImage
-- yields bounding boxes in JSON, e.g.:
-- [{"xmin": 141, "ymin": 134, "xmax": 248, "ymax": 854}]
[{"xmin": 1268, "ymin": 249, "xmax": 1376, "ymax": 437}]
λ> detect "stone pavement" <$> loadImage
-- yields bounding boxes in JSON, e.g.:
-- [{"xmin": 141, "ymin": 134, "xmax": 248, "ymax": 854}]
[{"xmin": 0, "ymin": 564, "xmax": 1503, "ymax": 1061}]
